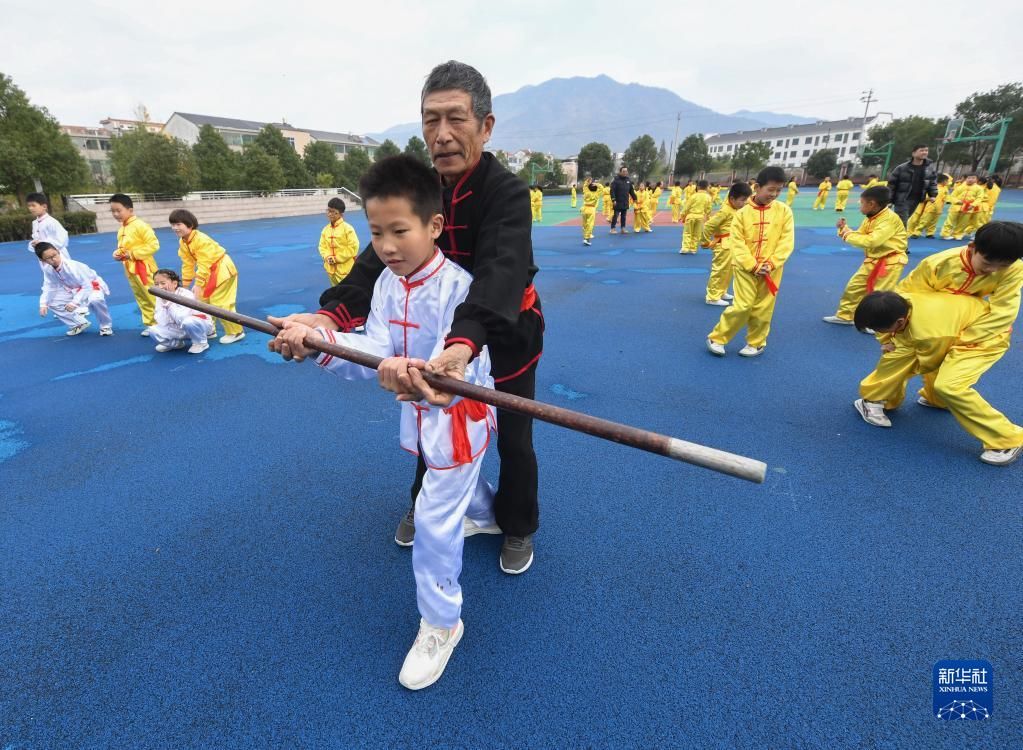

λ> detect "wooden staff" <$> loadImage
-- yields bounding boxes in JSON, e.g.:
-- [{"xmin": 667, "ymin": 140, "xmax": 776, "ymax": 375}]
[{"xmin": 150, "ymin": 287, "xmax": 768, "ymax": 483}]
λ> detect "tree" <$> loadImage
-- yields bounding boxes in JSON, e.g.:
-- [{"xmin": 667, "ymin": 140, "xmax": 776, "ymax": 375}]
[
  {"xmin": 494, "ymin": 150, "xmax": 511, "ymax": 170},
  {"xmin": 240, "ymin": 145, "xmax": 285, "ymax": 194},
  {"xmin": 806, "ymin": 148, "xmax": 838, "ymax": 179},
  {"xmin": 192, "ymin": 124, "xmax": 239, "ymax": 190},
  {"xmin": 673, "ymin": 134, "xmax": 713, "ymax": 178},
  {"xmin": 951, "ymin": 83, "xmax": 1023, "ymax": 171},
  {"xmin": 375, "ymin": 138, "xmax": 401, "ymax": 162},
  {"xmin": 314, "ymin": 172, "xmax": 334, "ymax": 188},
  {"xmin": 863, "ymin": 116, "xmax": 943, "ymax": 172},
  {"xmin": 404, "ymin": 136, "xmax": 431, "ymax": 165},
  {"xmin": 110, "ymin": 128, "xmax": 198, "ymax": 196},
  {"xmin": 251, "ymin": 124, "xmax": 310, "ymax": 188},
  {"xmin": 730, "ymin": 141, "xmax": 772, "ymax": 178},
  {"xmin": 0, "ymin": 73, "xmax": 90, "ymax": 203},
  {"xmin": 621, "ymin": 135, "xmax": 659, "ymax": 181},
  {"xmin": 577, "ymin": 142, "xmax": 614, "ymax": 180},
  {"xmin": 337, "ymin": 147, "xmax": 372, "ymax": 190},
  {"xmin": 303, "ymin": 140, "xmax": 340, "ymax": 183}
]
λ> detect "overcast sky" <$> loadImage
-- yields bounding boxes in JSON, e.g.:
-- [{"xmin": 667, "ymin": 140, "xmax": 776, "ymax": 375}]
[{"xmin": 3, "ymin": 0, "xmax": 1019, "ymax": 138}]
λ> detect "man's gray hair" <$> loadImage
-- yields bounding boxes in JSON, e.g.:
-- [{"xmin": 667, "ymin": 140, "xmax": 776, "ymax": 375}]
[{"xmin": 421, "ymin": 61, "xmax": 493, "ymax": 122}]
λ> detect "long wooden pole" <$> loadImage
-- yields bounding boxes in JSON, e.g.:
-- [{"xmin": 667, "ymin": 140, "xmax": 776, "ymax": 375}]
[{"xmin": 150, "ymin": 287, "xmax": 768, "ymax": 483}]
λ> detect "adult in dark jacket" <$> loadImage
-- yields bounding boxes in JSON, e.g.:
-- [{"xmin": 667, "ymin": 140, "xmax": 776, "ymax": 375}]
[
  {"xmin": 609, "ymin": 167, "xmax": 638, "ymax": 233},
  {"xmin": 887, "ymin": 145, "xmax": 938, "ymax": 225},
  {"xmin": 268, "ymin": 61, "xmax": 543, "ymax": 575}
]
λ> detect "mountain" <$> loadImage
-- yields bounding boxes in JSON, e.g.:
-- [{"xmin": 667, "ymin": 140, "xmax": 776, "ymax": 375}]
[
  {"xmin": 369, "ymin": 75, "xmax": 821, "ymax": 156},
  {"xmin": 728, "ymin": 109, "xmax": 818, "ymax": 127}
]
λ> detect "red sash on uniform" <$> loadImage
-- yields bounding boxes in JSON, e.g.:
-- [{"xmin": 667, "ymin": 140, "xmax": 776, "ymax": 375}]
[
  {"xmin": 865, "ymin": 255, "xmax": 894, "ymax": 293},
  {"xmin": 448, "ymin": 399, "xmax": 490, "ymax": 465},
  {"xmin": 520, "ymin": 284, "xmax": 537, "ymax": 312},
  {"xmin": 203, "ymin": 258, "xmax": 222, "ymax": 298},
  {"xmin": 763, "ymin": 275, "xmax": 778, "ymax": 296},
  {"xmin": 133, "ymin": 260, "xmax": 149, "ymax": 285}
]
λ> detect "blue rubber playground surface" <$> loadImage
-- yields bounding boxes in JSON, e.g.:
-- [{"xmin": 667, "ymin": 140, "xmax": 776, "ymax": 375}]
[{"xmin": 2, "ymin": 190, "xmax": 1022, "ymax": 748}]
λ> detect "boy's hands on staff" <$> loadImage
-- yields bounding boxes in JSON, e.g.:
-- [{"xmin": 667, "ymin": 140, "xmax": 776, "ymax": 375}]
[
  {"xmin": 267, "ymin": 313, "xmax": 337, "ymax": 361},
  {"xmin": 379, "ymin": 344, "xmax": 472, "ymax": 406}
]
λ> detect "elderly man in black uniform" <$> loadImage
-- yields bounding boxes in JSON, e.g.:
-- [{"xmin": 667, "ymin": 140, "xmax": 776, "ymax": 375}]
[{"xmin": 268, "ymin": 61, "xmax": 542, "ymax": 574}]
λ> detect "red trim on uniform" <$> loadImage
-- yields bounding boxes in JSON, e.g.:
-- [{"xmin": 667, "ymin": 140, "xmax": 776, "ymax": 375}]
[
  {"xmin": 317, "ymin": 308, "xmax": 346, "ymax": 330},
  {"xmin": 520, "ymin": 284, "xmax": 537, "ymax": 312},
  {"xmin": 389, "ymin": 319, "xmax": 421, "ymax": 329},
  {"xmin": 493, "ymin": 351, "xmax": 542, "ymax": 384},
  {"xmin": 865, "ymin": 257, "xmax": 889, "ymax": 293},
  {"xmin": 444, "ymin": 337, "xmax": 479, "ymax": 357}
]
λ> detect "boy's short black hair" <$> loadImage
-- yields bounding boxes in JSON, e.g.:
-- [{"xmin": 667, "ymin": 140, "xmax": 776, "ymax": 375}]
[
  {"xmin": 327, "ymin": 197, "xmax": 346, "ymax": 213},
  {"xmin": 110, "ymin": 193, "xmax": 133, "ymax": 208},
  {"xmin": 855, "ymin": 291, "xmax": 909, "ymax": 333},
  {"xmin": 588, "ymin": 181, "xmax": 599, "ymax": 191},
  {"xmin": 860, "ymin": 186, "xmax": 891, "ymax": 207},
  {"xmin": 154, "ymin": 268, "xmax": 181, "ymax": 283},
  {"xmin": 359, "ymin": 155, "xmax": 442, "ymax": 224},
  {"xmin": 911, "ymin": 144, "xmax": 928, "ymax": 151},
  {"xmin": 937, "ymin": 174, "xmax": 950, "ymax": 184},
  {"xmin": 973, "ymin": 221, "xmax": 1023, "ymax": 263},
  {"xmin": 696, "ymin": 179, "xmax": 709, "ymax": 189},
  {"xmin": 728, "ymin": 182, "xmax": 752, "ymax": 199},
  {"xmin": 168, "ymin": 209, "xmax": 198, "ymax": 229},
  {"xmin": 965, "ymin": 173, "xmax": 977, "ymax": 178},
  {"xmin": 34, "ymin": 241, "xmax": 56, "ymax": 259},
  {"xmin": 756, "ymin": 166, "xmax": 786, "ymax": 186},
  {"xmin": 26, "ymin": 192, "xmax": 49, "ymax": 207}
]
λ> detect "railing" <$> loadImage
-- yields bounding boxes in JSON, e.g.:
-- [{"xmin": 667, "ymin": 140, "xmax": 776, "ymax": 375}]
[{"xmin": 68, "ymin": 187, "xmax": 362, "ymax": 206}]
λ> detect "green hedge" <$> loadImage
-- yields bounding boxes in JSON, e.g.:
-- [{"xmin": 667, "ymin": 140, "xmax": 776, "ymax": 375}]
[{"xmin": 0, "ymin": 211, "xmax": 97, "ymax": 243}]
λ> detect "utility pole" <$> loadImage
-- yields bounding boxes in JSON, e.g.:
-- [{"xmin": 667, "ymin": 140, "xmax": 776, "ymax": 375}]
[
  {"xmin": 666, "ymin": 112, "xmax": 681, "ymax": 184},
  {"xmin": 857, "ymin": 89, "xmax": 875, "ymax": 168}
]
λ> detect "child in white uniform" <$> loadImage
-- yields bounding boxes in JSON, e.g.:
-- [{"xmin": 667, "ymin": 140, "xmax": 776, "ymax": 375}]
[
  {"xmin": 281, "ymin": 156, "xmax": 499, "ymax": 691},
  {"xmin": 27, "ymin": 192, "xmax": 71, "ymax": 271},
  {"xmin": 148, "ymin": 269, "xmax": 212, "ymax": 354},
  {"xmin": 36, "ymin": 242, "xmax": 112, "ymax": 336}
]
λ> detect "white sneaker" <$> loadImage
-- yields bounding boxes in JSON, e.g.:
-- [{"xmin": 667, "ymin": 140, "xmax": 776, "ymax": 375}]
[
  {"xmin": 979, "ymin": 445, "xmax": 1023, "ymax": 466},
  {"xmin": 206, "ymin": 326, "xmax": 217, "ymax": 338},
  {"xmin": 738, "ymin": 344, "xmax": 765, "ymax": 357},
  {"xmin": 722, "ymin": 293, "xmax": 734, "ymax": 301},
  {"xmin": 705, "ymin": 298, "xmax": 730, "ymax": 306},
  {"xmin": 155, "ymin": 341, "xmax": 186, "ymax": 352},
  {"xmin": 583, "ymin": 239, "xmax": 591, "ymax": 246},
  {"xmin": 917, "ymin": 395, "xmax": 943, "ymax": 409},
  {"xmin": 854, "ymin": 398, "xmax": 891, "ymax": 427},
  {"xmin": 99, "ymin": 326, "xmax": 113, "ymax": 336},
  {"xmin": 463, "ymin": 517, "xmax": 502, "ymax": 537},
  {"xmin": 140, "ymin": 329, "xmax": 150, "ymax": 337},
  {"xmin": 219, "ymin": 332, "xmax": 245, "ymax": 344},
  {"xmin": 707, "ymin": 339, "xmax": 726, "ymax": 356},
  {"xmin": 822, "ymin": 315, "xmax": 855, "ymax": 326},
  {"xmin": 188, "ymin": 341, "xmax": 210, "ymax": 355},
  {"xmin": 66, "ymin": 321, "xmax": 91, "ymax": 336},
  {"xmin": 860, "ymin": 327, "xmax": 876, "ymax": 335},
  {"xmin": 398, "ymin": 619, "xmax": 463, "ymax": 690}
]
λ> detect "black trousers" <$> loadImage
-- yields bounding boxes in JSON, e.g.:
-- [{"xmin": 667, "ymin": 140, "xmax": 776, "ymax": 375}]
[{"xmin": 610, "ymin": 207, "xmax": 629, "ymax": 229}]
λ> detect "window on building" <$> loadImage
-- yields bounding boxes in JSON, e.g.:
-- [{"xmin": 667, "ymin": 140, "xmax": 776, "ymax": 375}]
[
  {"xmin": 776, "ymin": 140, "xmax": 783, "ymax": 146},
  {"xmin": 803, "ymin": 150, "xmax": 810, "ymax": 157},
  {"xmin": 813, "ymin": 136, "xmax": 819, "ymax": 145},
  {"xmin": 849, "ymin": 146, "xmax": 857, "ymax": 154},
  {"xmin": 840, "ymin": 147, "xmax": 846, "ymax": 156},
  {"xmin": 774, "ymin": 152, "xmax": 782, "ymax": 159},
  {"xmin": 784, "ymin": 139, "xmax": 789, "ymax": 147},
  {"xmin": 333, "ymin": 144, "xmax": 346, "ymax": 154},
  {"xmin": 727, "ymin": 144, "xmax": 733, "ymax": 152},
  {"xmin": 285, "ymin": 137, "xmax": 295, "ymax": 147},
  {"xmin": 852, "ymin": 132, "xmax": 861, "ymax": 140}
]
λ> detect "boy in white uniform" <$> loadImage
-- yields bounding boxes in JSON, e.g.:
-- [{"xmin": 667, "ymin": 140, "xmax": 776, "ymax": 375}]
[
  {"xmin": 280, "ymin": 156, "xmax": 499, "ymax": 691},
  {"xmin": 148, "ymin": 269, "xmax": 212, "ymax": 354},
  {"xmin": 35, "ymin": 242, "xmax": 113, "ymax": 336},
  {"xmin": 27, "ymin": 192, "xmax": 71, "ymax": 269}
]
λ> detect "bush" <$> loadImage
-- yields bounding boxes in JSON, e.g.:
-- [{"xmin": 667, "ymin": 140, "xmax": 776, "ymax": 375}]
[{"xmin": 0, "ymin": 210, "xmax": 96, "ymax": 242}]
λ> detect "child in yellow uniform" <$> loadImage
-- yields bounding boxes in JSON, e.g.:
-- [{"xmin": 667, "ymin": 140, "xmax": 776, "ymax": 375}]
[
  {"xmin": 109, "ymin": 193, "xmax": 160, "ymax": 332},
  {"xmin": 907, "ymin": 175, "xmax": 950, "ymax": 238},
  {"xmin": 707, "ymin": 167, "xmax": 795, "ymax": 357},
  {"xmin": 684, "ymin": 180, "xmax": 696, "ymax": 202},
  {"xmin": 650, "ymin": 182, "xmax": 663, "ymax": 221},
  {"xmin": 571, "ymin": 182, "xmax": 578, "ymax": 208},
  {"xmin": 170, "ymin": 209, "xmax": 245, "ymax": 343},
  {"xmin": 823, "ymin": 186, "xmax": 908, "ymax": 326},
  {"xmin": 668, "ymin": 181, "xmax": 684, "ymax": 223},
  {"xmin": 580, "ymin": 180, "xmax": 601, "ymax": 246},
  {"xmin": 812, "ymin": 177, "xmax": 832, "ymax": 210},
  {"xmin": 530, "ymin": 186, "xmax": 543, "ymax": 222},
  {"xmin": 602, "ymin": 182, "xmax": 614, "ymax": 223},
  {"xmin": 834, "ymin": 176, "xmax": 854, "ymax": 211},
  {"xmin": 853, "ymin": 288, "xmax": 1023, "ymax": 466},
  {"xmin": 890, "ymin": 221, "xmax": 1023, "ymax": 463},
  {"xmin": 702, "ymin": 181, "xmax": 752, "ymax": 305},
  {"xmin": 785, "ymin": 178, "xmax": 799, "ymax": 206},
  {"xmin": 862, "ymin": 175, "xmax": 879, "ymax": 192},
  {"xmin": 967, "ymin": 177, "xmax": 1001, "ymax": 235},
  {"xmin": 939, "ymin": 177, "xmax": 971, "ymax": 239},
  {"xmin": 680, "ymin": 180, "xmax": 712, "ymax": 254},
  {"xmin": 318, "ymin": 197, "xmax": 361, "ymax": 285}
]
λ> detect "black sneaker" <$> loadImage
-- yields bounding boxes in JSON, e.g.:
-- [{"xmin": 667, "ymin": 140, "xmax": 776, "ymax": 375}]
[
  {"xmin": 499, "ymin": 535, "xmax": 534, "ymax": 575},
  {"xmin": 394, "ymin": 508, "xmax": 415, "ymax": 547}
]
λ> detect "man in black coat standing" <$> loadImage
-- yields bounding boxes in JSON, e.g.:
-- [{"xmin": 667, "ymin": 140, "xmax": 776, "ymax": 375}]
[
  {"xmin": 887, "ymin": 144, "xmax": 938, "ymax": 226},
  {"xmin": 268, "ymin": 61, "xmax": 543, "ymax": 575},
  {"xmin": 609, "ymin": 166, "xmax": 638, "ymax": 233}
]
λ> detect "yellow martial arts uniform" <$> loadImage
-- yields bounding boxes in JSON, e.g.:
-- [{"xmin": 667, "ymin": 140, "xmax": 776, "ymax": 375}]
[
  {"xmin": 581, "ymin": 185, "xmax": 600, "ymax": 241},
  {"xmin": 812, "ymin": 180, "xmax": 832, "ymax": 210},
  {"xmin": 862, "ymin": 178, "xmax": 879, "ymax": 192},
  {"xmin": 951, "ymin": 184, "xmax": 984, "ymax": 239},
  {"xmin": 834, "ymin": 178, "xmax": 854, "ymax": 211},
  {"xmin": 178, "ymin": 229, "xmax": 243, "ymax": 336},
  {"xmin": 634, "ymin": 188, "xmax": 651, "ymax": 232},
  {"xmin": 708, "ymin": 199, "xmax": 795, "ymax": 348},
  {"xmin": 668, "ymin": 186, "xmax": 683, "ymax": 223},
  {"xmin": 114, "ymin": 215, "xmax": 160, "ymax": 326},
  {"xmin": 709, "ymin": 185, "xmax": 721, "ymax": 207},
  {"xmin": 967, "ymin": 183, "xmax": 1000, "ymax": 235},
  {"xmin": 571, "ymin": 185, "xmax": 577, "ymax": 208},
  {"xmin": 939, "ymin": 182, "xmax": 969, "ymax": 239},
  {"xmin": 907, "ymin": 184, "xmax": 949, "ymax": 238},
  {"xmin": 680, "ymin": 190, "xmax": 712, "ymax": 253},
  {"xmin": 647, "ymin": 188, "xmax": 660, "ymax": 225},
  {"xmin": 684, "ymin": 183, "xmax": 697, "ymax": 202},
  {"xmin": 832, "ymin": 207, "xmax": 908, "ymax": 321},
  {"xmin": 530, "ymin": 189, "xmax": 543, "ymax": 222},
  {"xmin": 702, "ymin": 202, "xmax": 739, "ymax": 302},
  {"xmin": 859, "ymin": 292, "xmax": 1023, "ymax": 451},
  {"xmin": 318, "ymin": 218, "xmax": 360, "ymax": 285},
  {"xmin": 785, "ymin": 181, "xmax": 799, "ymax": 206},
  {"xmin": 603, "ymin": 185, "xmax": 613, "ymax": 221}
]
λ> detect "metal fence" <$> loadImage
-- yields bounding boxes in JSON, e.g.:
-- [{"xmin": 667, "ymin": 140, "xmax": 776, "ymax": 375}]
[{"xmin": 68, "ymin": 187, "xmax": 362, "ymax": 206}]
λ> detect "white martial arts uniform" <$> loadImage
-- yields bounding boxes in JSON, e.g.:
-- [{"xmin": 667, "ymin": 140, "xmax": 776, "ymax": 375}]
[
  {"xmin": 314, "ymin": 249, "xmax": 497, "ymax": 629},
  {"xmin": 29, "ymin": 214, "xmax": 72, "ymax": 270},
  {"xmin": 147, "ymin": 287, "xmax": 211, "ymax": 346},
  {"xmin": 39, "ymin": 258, "xmax": 112, "ymax": 329}
]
